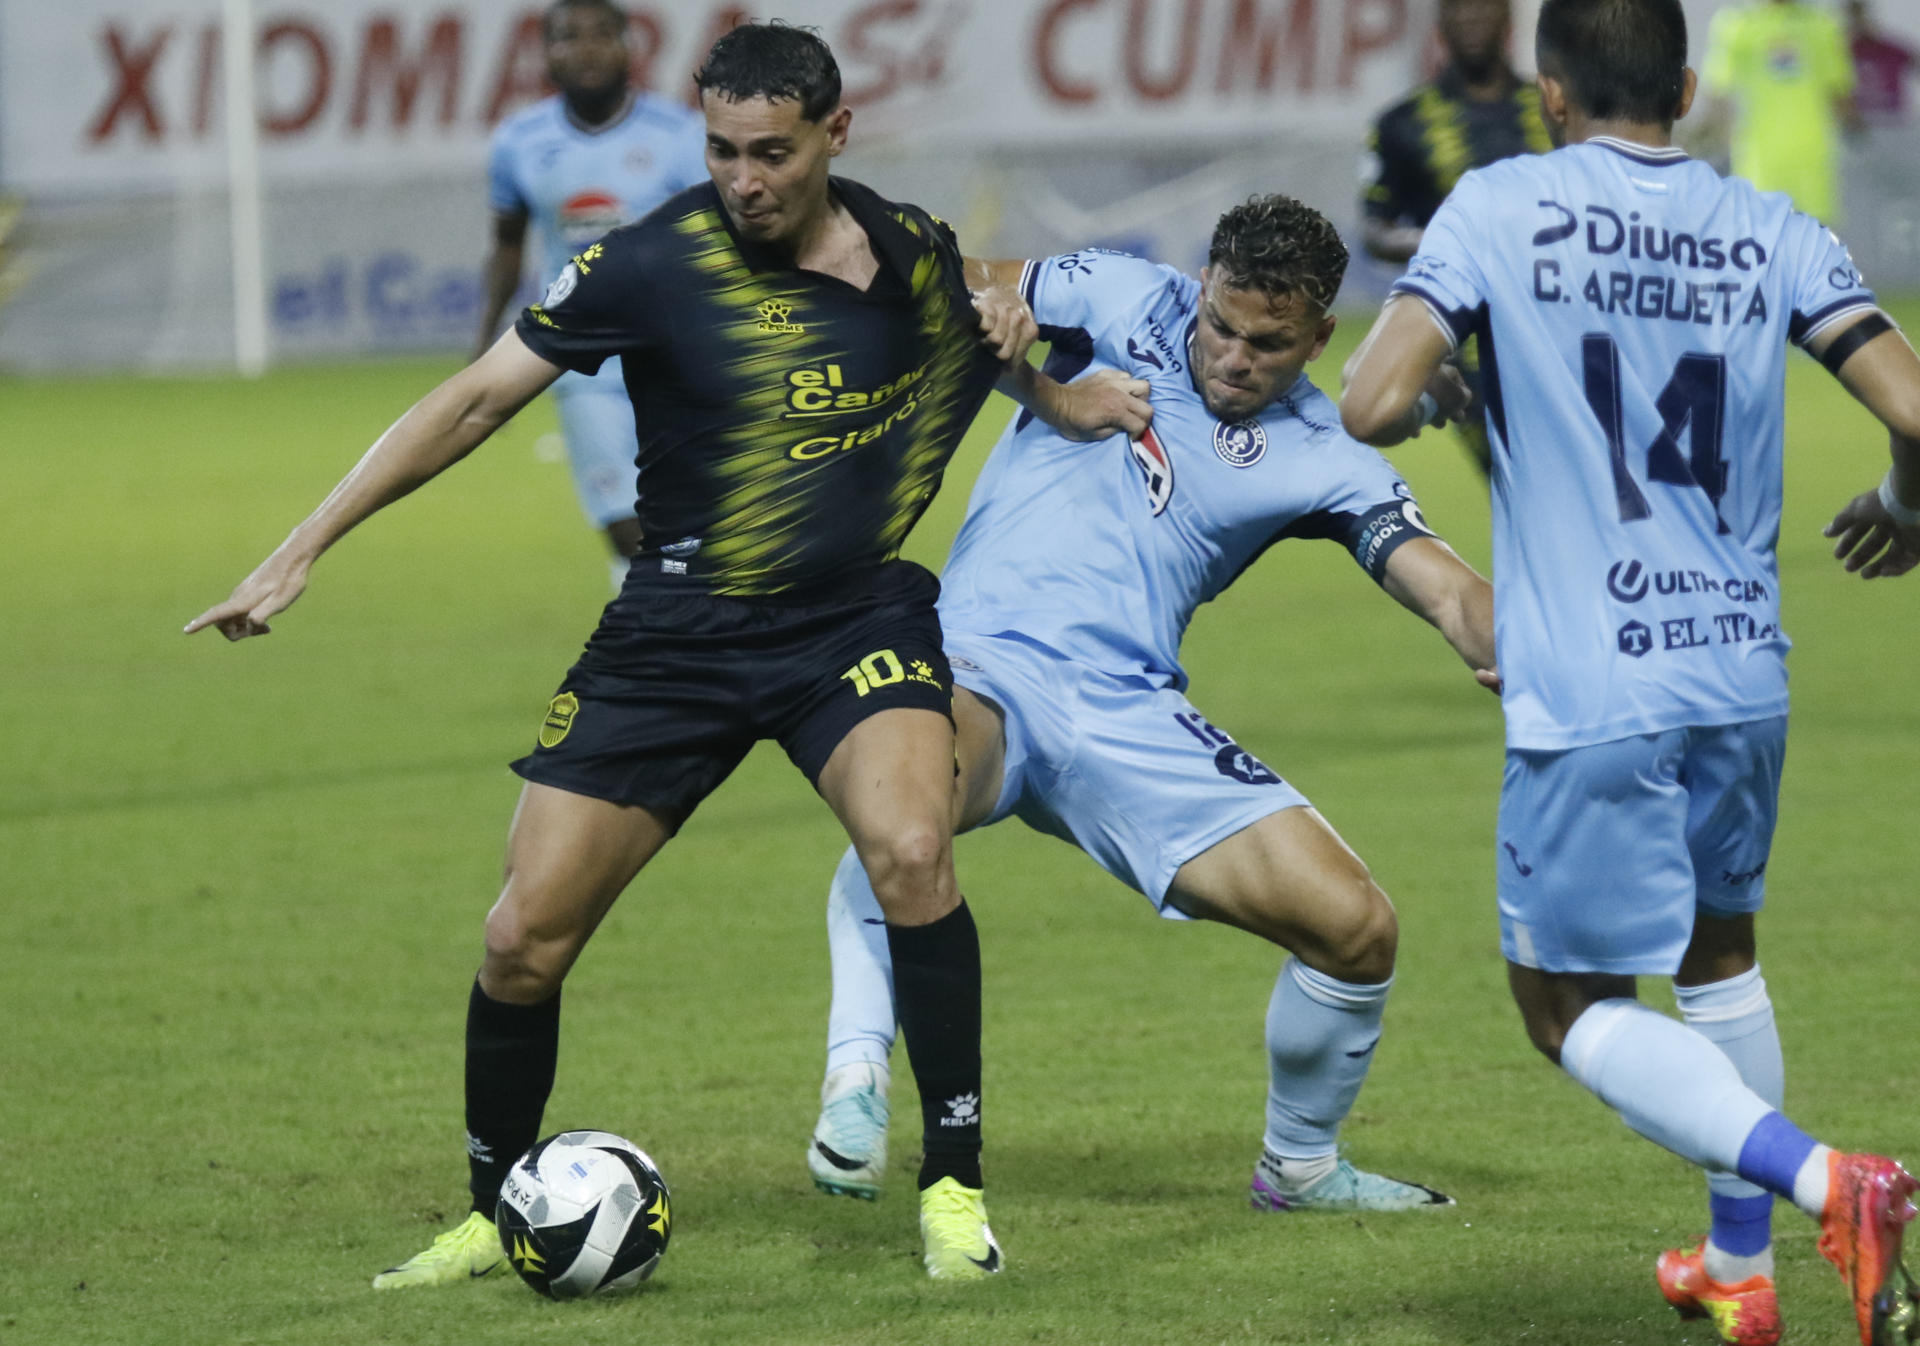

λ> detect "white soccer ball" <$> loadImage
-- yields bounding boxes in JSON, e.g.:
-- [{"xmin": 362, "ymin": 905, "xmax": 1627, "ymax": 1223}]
[{"xmin": 495, "ymin": 1129, "xmax": 672, "ymax": 1299}]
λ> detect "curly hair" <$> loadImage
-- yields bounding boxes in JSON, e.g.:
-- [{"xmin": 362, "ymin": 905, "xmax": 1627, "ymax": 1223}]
[{"xmin": 1207, "ymin": 195, "xmax": 1349, "ymax": 313}]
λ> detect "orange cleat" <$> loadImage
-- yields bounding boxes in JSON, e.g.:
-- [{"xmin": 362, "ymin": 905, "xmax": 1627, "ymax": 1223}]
[
  {"xmin": 1817, "ymin": 1152, "xmax": 1920, "ymax": 1345},
  {"xmin": 1656, "ymin": 1242, "xmax": 1782, "ymax": 1346}
]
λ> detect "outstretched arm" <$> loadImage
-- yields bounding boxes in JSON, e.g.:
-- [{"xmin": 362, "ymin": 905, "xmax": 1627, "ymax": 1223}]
[
  {"xmin": 1808, "ymin": 311, "xmax": 1920, "ymax": 579},
  {"xmin": 186, "ymin": 331, "xmax": 564, "ymax": 640},
  {"xmin": 1380, "ymin": 535, "xmax": 1499, "ymax": 692}
]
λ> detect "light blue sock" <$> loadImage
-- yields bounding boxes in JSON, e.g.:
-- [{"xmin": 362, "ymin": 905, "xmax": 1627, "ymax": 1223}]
[
  {"xmin": 1675, "ymin": 966, "xmax": 1782, "ymax": 1278},
  {"xmin": 1263, "ymin": 958, "xmax": 1391, "ymax": 1160},
  {"xmin": 1559, "ymin": 998, "xmax": 1777, "ymax": 1173},
  {"xmin": 824, "ymin": 846, "xmax": 896, "ymax": 1075}
]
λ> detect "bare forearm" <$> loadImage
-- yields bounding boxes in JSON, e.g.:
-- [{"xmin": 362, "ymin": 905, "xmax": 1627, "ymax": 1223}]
[
  {"xmin": 965, "ymin": 256, "xmax": 1027, "ymax": 292},
  {"xmin": 474, "ymin": 246, "xmax": 524, "ymax": 359},
  {"xmin": 996, "ymin": 361, "xmax": 1076, "ymax": 433},
  {"xmin": 1439, "ymin": 579, "xmax": 1497, "ymax": 671},
  {"xmin": 277, "ymin": 375, "xmax": 519, "ymax": 564},
  {"xmin": 1383, "ymin": 539, "xmax": 1496, "ymax": 671},
  {"xmin": 1341, "ymin": 345, "xmax": 1437, "ymax": 446},
  {"xmin": 1891, "ymin": 428, "xmax": 1920, "ymax": 509},
  {"xmin": 997, "ymin": 359, "xmax": 1043, "ymax": 408},
  {"xmin": 1341, "ymin": 299, "xmax": 1452, "ymax": 446}
]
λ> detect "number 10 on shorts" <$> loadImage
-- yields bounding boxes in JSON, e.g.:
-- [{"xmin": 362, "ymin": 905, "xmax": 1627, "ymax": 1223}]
[{"xmin": 841, "ymin": 649, "xmax": 906, "ymax": 697}]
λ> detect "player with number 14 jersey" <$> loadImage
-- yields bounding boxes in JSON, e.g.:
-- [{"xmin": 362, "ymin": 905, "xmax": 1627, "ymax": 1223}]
[{"xmin": 1393, "ymin": 139, "xmax": 1875, "ymax": 750}]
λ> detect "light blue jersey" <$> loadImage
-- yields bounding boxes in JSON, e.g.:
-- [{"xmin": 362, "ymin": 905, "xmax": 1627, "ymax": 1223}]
[
  {"xmin": 487, "ymin": 92, "xmax": 707, "ymax": 292},
  {"xmin": 1393, "ymin": 136, "xmax": 1877, "ymax": 751},
  {"xmin": 487, "ymin": 93, "xmax": 706, "ymax": 531},
  {"xmin": 939, "ymin": 252, "xmax": 1430, "ymax": 691}
]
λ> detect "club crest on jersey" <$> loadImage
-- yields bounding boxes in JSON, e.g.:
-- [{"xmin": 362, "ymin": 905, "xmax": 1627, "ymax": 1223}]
[
  {"xmin": 538, "ymin": 692, "xmax": 579, "ymax": 749},
  {"xmin": 1130, "ymin": 426, "xmax": 1175, "ymax": 515},
  {"xmin": 1213, "ymin": 419, "xmax": 1267, "ymax": 467},
  {"xmin": 757, "ymin": 298, "xmax": 806, "ymax": 334}
]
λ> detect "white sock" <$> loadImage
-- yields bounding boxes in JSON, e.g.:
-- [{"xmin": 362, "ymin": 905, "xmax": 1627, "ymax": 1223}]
[
  {"xmin": 1558, "ymin": 999, "xmax": 1774, "ymax": 1173},
  {"xmin": 823, "ymin": 846, "xmax": 897, "ymax": 1077},
  {"xmin": 1263, "ymin": 959, "xmax": 1391, "ymax": 1162},
  {"xmin": 1258, "ymin": 1148, "xmax": 1340, "ymax": 1192},
  {"xmin": 1793, "ymin": 1145, "xmax": 1834, "ymax": 1218},
  {"xmin": 1675, "ymin": 967, "xmax": 1782, "ymax": 1281}
]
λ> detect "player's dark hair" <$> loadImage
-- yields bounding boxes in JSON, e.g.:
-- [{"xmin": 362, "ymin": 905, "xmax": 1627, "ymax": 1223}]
[
  {"xmin": 1207, "ymin": 195, "xmax": 1349, "ymax": 313},
  {"xmin": 694, "ymin": 22, "xmax": 842, "ymax": 122},
  {"xmin": 1536, "ymin": 0, "xmax": 1688, "ymax": 125},
  {"xmin": 542, "ymin": 0, "xmax": 626, "ymax": 42}
]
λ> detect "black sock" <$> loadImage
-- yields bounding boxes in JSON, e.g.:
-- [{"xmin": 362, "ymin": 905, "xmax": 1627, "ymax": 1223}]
[
  {"xmin": 464, "ymin": 978, "xmax": 561, "ymax": 1214},
  {"xmin": 887, "ymin": 900, "xmax": 984, "ymax": 1191}
]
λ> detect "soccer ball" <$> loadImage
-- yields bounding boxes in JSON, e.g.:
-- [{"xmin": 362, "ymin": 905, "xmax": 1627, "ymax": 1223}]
[{"xmin": 495, "ymin": 1130, "xmax": 672, "ymax": 1299}]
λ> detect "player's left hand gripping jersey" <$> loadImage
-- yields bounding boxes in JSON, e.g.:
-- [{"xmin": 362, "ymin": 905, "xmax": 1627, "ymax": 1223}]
[
  {"xmin": 514, "ymin": 177, "xmax": 1004, "ymax": 597},
  {"xmin": 1392, "ymin": 137, "xmax": 1877, "ymax": 749},
  {"xmin": 936, "ymin": 250, "xmax": 1435, "ymax": 690}
]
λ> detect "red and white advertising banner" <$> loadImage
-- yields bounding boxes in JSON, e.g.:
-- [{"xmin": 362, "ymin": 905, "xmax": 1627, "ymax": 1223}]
[{"xmin": 2, "ymin": 0, "xmax": 1449, "ymax": 192}]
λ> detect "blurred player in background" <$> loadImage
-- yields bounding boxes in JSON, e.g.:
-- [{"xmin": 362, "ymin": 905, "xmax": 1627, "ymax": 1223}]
[
  {"xmin": 1359, "ymin": 0, "xmax": 1552, "ymax": 478},
  {"xmin": 191, "ymin": 21, "xmax": 1146, "ymax": 1289},
  {"xmin": 1848, "ymin": 0, "xmax": 1915, "ymax": 127},
  {"xmin": 1343, "ymin": 0, "xmax": 1920, "ymax": 1340},
  {"xmin": 1697, "ymin": 0, "xmax": 1859, "ymax": 223},
  {"xmin": 476, "ymin": 0, "xmax": 706, "ymax": 580},
  {"xmin": 803, "ymin": 197, "xmax": 1491, "ymax": 1218}
]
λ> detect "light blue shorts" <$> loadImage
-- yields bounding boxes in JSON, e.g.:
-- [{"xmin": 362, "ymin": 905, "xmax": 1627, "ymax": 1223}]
[
  {"xmin": 1495, "ymin": 716, "xmax": 1787, "ymax": 975},
  {"xmin": 552, "ymin": 361, "xmax": 639, "ymax": 529},
  {"xmin": 948, "ymin": 630, "xmax": 1310, "ymax": 911}
]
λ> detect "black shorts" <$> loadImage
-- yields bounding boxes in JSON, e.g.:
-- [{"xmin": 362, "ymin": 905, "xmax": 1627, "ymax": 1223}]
[{"xmin": 510, "ymin": 560, "xmax": 952, "ymax": 819}]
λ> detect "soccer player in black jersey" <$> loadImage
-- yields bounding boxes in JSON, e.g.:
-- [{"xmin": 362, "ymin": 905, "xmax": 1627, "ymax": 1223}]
[
  {"xmin": 188, "ymin": 22, "xmax": 1147, "ymax": 1286},
  {"xmin": 1360, "ymin": 0, "xmax": 1553, "ymax": 476}
]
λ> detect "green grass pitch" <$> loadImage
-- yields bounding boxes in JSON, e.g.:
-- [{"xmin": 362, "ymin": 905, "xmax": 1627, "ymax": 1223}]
[{"xmin": 4, "ymin": 305, "xmax": 1917, "ymax": 1346}]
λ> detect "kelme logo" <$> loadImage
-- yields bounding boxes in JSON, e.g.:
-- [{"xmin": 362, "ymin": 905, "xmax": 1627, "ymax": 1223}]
[
  {"xmin": 538, "ymin": 692, "xmax": 579, "ymax": 748},
  {"xmin": 757, "ymin": 298, "xmax": 805, "ymax": 334}
]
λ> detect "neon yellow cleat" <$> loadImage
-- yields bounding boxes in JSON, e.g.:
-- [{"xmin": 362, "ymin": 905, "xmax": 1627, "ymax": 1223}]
[
  {"xmin": 919, "ymin": 1176, "xmax": 1003, "ymax": 1280},
  {"xmin": 371, "ymin": 1211, "xmax": 503, "ymax": 1290}
]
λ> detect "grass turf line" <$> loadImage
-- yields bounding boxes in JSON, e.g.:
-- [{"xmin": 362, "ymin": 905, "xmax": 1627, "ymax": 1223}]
[{"xmin": 2, "ymin": 304, "xmax": 1917, "ymax": 1344}]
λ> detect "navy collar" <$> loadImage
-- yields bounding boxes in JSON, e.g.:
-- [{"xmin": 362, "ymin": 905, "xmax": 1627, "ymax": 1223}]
[{"xmin": 1586, "ymin": 135, "xmax": 1690, "ymax": 166}]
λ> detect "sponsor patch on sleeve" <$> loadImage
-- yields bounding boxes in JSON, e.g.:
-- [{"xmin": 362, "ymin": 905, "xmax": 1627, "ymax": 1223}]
[{"xmin": 1349, "ymin": 498, "xmax": 1435, "ymax": 580}]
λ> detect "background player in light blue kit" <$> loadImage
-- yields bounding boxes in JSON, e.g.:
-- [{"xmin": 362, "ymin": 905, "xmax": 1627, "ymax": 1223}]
[
  {"xmin": 475, "ymin": 0, "xmax": 706, "ymax": 574},
  {"xmin": 1342, "ymin": 0, "xmax": 1920, "ymax": 1340},
  {"xmin": 804, "ymin": 197, "xmax": 1498, "ymax": 1216}
]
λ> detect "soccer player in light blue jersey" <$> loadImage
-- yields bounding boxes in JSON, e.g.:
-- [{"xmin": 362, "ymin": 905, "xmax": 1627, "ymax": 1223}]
[
  {"xmin": 804, "ymin": 196, "xmax": 1499, "ymax": 1217},
  {"xmin": 475, "ymin": 0, "xmax": 706, "ymax": 572},
  {"xmin": 1342, "ymin": 0, "xmax": 1920, "ymax": 1340}
]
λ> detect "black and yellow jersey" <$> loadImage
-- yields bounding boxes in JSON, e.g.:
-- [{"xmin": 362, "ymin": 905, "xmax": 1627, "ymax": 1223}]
[
  {"xmin": 1362, "ymin": 68, "xmax": 1554, "ymax": 229},
  {"xmin": 515, "ymin": 176, "xmax": 1001, "ymax": 597}
]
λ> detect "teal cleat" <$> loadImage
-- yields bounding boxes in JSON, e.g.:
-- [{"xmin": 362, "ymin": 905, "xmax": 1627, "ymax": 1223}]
[
  {"xmin": 1249, "ymin": 1157, "xmax": 1453, "ymax": 1213},
  {"xmin": 807, "ymin": 1061, "xmax": 890, "ymax": 1200}
]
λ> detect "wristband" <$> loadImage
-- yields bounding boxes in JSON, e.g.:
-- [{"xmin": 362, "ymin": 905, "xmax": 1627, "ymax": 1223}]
[
  {"xmin": 1414, "ymin": 392, "xmax": 1440, "ymax": 428},
  {"xmin": 1879, "ymin": 470, "xmax": 1920, "ymax": 527}
]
